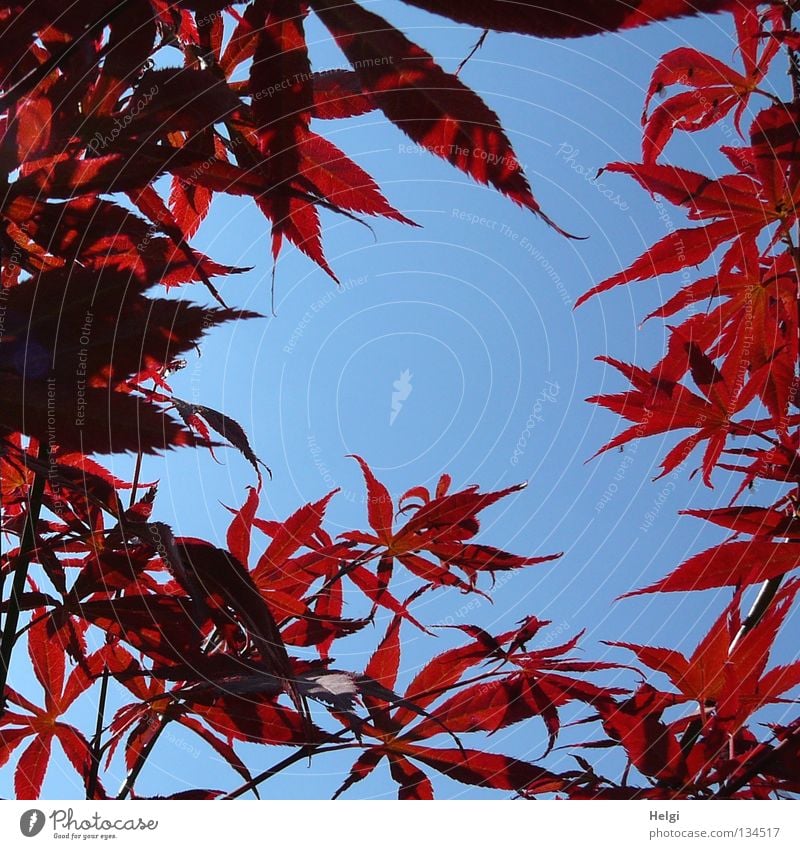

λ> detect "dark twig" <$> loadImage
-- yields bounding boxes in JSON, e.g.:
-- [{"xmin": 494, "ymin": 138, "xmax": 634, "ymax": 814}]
[
  {"xmin": 456, "ymin": 30, "xmax": 489, "ymax": 76},
  {"xmin": 116, "ymin": 716, "xmax": 168, "ymax": 799},
  {"xmin": 222, "ymin": 736, "xmax": 355, "ymax": 800}
]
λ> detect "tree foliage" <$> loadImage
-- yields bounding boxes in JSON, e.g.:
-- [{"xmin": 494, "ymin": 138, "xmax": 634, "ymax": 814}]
[{"xmin": 1, "ymin": 0, "xmax": 798, "ymax": 800}]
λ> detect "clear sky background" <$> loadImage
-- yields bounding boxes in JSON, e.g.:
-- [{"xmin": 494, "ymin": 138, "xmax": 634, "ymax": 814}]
[{"xmin": 4, "ymin": 2, "xmax": 798, "ymax": 800}]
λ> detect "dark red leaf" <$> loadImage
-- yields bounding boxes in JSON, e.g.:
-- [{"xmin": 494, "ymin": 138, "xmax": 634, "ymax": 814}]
[
  {"xmin": 310, "ymin": 0, "xmax": 552, "ymax": 224},
  {"xmin": 623, "ymin": 541, "xmax": 800, "ymax": 596},
  {"xmin": 597, "ymin": 685, "xmax": 687, "ymax": 783},
  {"xmin": 400, "ymin": 0, "xmax": 753, "ymax": 38},
  {"xmin": 400, "ymin": 744, "xmax": 565, "ymax": 793},
  {"xmin": 311, "ymin": 69, "xmax": 376, "ymax": 119}
]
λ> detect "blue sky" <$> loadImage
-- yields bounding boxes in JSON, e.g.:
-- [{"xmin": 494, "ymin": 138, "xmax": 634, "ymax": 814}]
[{"xmin": 4, "ymin": 3, "xmax": 798, "ymax": 799}]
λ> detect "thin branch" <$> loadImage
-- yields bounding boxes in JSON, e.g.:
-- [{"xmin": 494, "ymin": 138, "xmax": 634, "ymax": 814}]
[
  {"xmin": 785, "ymin": 4, "xmax": 800, "ymax": 102},
  {"xmin": 455, "ymin": 30, "xmax": 489, "ymax": 76},
  {"xmin": 129, "ymin": 451, "xmax": 143, "ymax": 510},
  {"xmin": 86, "ymin": 666, "xmax": 110, "ymax": 800},
  {"xmin": 729, "ymin": 576, "xmax": 784, "ymax": 652},
  {"xmin": 116, "ymin": 716, "xmax": 168, "ymax": 799},
  {"xmin": 279, "ymin": 544, "xmax": 383, "ymax": 627}
]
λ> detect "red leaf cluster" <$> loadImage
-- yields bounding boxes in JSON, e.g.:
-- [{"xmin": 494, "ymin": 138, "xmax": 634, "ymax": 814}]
[{"xmin": 564, "ymin": 1, "xmax": 800, "ymax": 801}]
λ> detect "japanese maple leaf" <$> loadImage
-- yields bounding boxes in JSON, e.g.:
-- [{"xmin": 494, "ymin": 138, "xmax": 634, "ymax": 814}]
[
  {"xmin": 398, "ymin": 0, "xmax": 756, "ymax": 38},
  {"xmin": 0, "ymin": 433, "xmax": 34, "ymax": 515},
  {"xmin": 682, "ymin": 500, "xmax": 800, "ymax": 540},
  {"xmin": 80, "ymin": 0, "xmax": 157, "ymax": 120},
  {"xmin": 613, "ymin": 580, "xmax": 800, "ymax": 729},
  {"xmin": 595, "ymin": 684, "xmax": 690, "ymax": 785},
  {"xmin": 310, "ymin": 69, "xmax": 376, "ymax": 120},
  {"xmin": 749, "ymin": 102, "xmax": 800, "ymax": 229},
  {"xmin": 232, "ymin": 486, "xmax": 345, "ymax": 604},
  {"xmin": 611, "ymin": 605, "xmax": 736, "ymax": 708},
  {"xmin": 168, "ymin": 131, "xmax": 219, "ymax": 238},
  {"xmin": 344, "ymin": 456, "xmax": 560, "ymax": 594},
  {"xmin": 331, "ymin": 616, "xmax": 568, "ymax": 799},
  {"xmin": 101, "ymin": 643, "xmax": 255, "ymax": 789},
  {"xmin": 308, "ymin": 0, "xmax": 565, "ymax": 231},
  {"xmin": 214, "ymin": 3, "xmax": 413, "ymax": 280},
  {"xmin": 717, "ymin": 433, "xmax": 800, "ymax": 498},
  {"xmin": 576, "ymin": 141, "xmax": 799, "ymax": 306},
  {"xmin": 402, "ymin": 624, "xmax": 624, "ymax": 757},
  {"xmin": 223, "ymin": 485, "xmax": 423, "ymax": 649},
  {"xmin": 188, "ymin": 689, "xmax": 324, "ymax": 751},
  {"xmin": 747, "ymin": 720, "xmax": 800, "ymax": 794},
  {"xmin": 643, "ymin": 244, "xmax": 798, "ymax": 436},
  {"xmin": 223, "ymin": 486, "xmax": 370, "ymax": 650},
  {"xmin": 623, "ymin": 538, "xmax": 800, "ymax": 595},
  {"xmin": 0, "ymin": 614, "xmax": 99, "ymax": 798},
  {"xmin": 244, "ymin": 0, "xmax": 335, "ymax": 277},
  {"xmin": 588, "ymin": 326, "xmax": 769, "ymax": 486},
  {"xmin": 0, "ymin": 260, "xmax": 255, "ymax": 454}
]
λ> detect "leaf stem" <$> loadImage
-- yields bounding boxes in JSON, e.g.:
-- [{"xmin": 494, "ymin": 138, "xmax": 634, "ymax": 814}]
[
  {"xmin": 279, "ymin": 544, "xmax": 383, "ymax": 628},
  {"xmin": 87, "ymin": 666, "xmax": 110, "ymax": 799}
]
